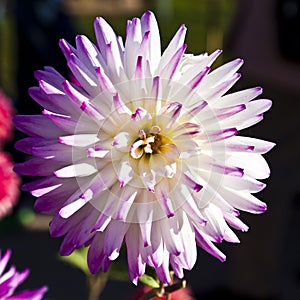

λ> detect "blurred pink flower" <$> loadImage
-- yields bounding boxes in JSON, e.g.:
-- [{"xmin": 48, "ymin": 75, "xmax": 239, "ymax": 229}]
[
  {"xmin": 0, "ymin": 89, "xmax": 20, "ymax": 219},
  {"xmin": 0, "ymin": 249, "xmax": 48, "ymax": 299},
  {"xmin": 0, "ymin": 153, "xmax": 20, "ymax": 219},
  {"xmin": 0, "ymin": 89, "xmax": 14, "ymax": 145}
]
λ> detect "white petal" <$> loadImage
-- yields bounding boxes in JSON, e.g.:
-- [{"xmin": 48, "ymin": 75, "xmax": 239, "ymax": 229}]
[
  {"xmin": 203, "ymin": 58, "xmax": 243, "ymax": 88},
  {"xmin": 173, "ymin": 211, "xmax": 197, "ymax": 269},
  {"xmin": 117, "ymin": 158, "xmax": 133, "ymax": 187},
  {"xmin": 160, "ymin": 216, "xmax": 183, "ymax": 256},
  {"xmin": 124, "ymin": 18, "xmax": 142, "ymax": 78},
  {"xmin": 59, "ymin": 134, "xmax": 99, "ymax": 147},
  {"xmin": 159, "ymin": 25, "xmax": 187, "ymax": 72},
  {"xmin": 220, "ymin": 187, "xmax": 267, "ymax": 214},
  {"xmin": 218, "ymin": 86, "xmax": 263, "ymax": 107},
  {"xmin": 113, "ymin": 132, "xmax": 131, "ymax": 151},
  {"xmin": 141, "ymin": 11, "xmax": 161, "ymax": 72},
  {"xmin": 227, "ymin": 152, "xmax": 270, "ymax": 179}
]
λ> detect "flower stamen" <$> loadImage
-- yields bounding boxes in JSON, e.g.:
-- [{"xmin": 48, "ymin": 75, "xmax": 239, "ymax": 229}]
[{"xmin": 130, "ymin": 127, "xmax": 176, "ymax": 160}]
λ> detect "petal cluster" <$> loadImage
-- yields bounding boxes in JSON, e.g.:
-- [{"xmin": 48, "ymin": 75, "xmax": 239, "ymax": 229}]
[
  {"xmin": 14, "ymin": 11, "xmax": 274, "ymax": 284},
  {"xmin": 0, "ymin": 249, "xmax": 48, "ymax": 299}
]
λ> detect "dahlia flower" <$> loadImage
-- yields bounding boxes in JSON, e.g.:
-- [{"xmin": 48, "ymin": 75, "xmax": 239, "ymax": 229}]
[
  {"xmin": 14, "ymin": 11, "xmax": 274, "ymax": 284},
  {"xmin": 0, "ymin": 153, "xmax": 20, "ymax": 219},
  {"xmin": 0, "ymin": 249, "xmax": 48, "ymax": 299}
]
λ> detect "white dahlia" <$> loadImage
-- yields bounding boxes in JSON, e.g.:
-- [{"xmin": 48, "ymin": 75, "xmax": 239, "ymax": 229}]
[{"xmin": 14, "ymin": 11, "xmax": 274, "ymax": 284}]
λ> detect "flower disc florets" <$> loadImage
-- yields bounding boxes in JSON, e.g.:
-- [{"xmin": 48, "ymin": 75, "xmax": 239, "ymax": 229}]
[{"xmin": 14, "ymin": 11, "xmax": 274, "ymax": 284}]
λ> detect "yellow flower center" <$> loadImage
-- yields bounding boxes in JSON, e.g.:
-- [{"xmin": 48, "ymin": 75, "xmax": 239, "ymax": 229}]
[{"xmin": 130, "ymin": 126, "xmax": 177, "ymax": 160}]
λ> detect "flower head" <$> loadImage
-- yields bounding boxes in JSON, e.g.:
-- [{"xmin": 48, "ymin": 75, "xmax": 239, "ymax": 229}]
[
  {"xmin": 0, "ymin": 249, "xmax": 48, "ymax": 299},
  {"xmin": 14, "ymin": 11, "xmax": 274, "ymax": 284}
]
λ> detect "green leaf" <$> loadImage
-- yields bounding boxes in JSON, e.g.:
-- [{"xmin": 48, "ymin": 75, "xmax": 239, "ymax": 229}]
[
  {"xmin": 139, "ymin": 273, "xmax": 160, "ymax": 288},
  {"xmin": 59, "ymin": 247, "xmax": 89, "ymax": 275}
]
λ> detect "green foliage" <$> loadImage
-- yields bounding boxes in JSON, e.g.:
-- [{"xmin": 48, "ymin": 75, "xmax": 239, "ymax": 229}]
[
  {"xmin": 59, "ymin": 246, "xmax": 129, "ymax": 281},
  {"xmin": 153, "ymin": 0, "xmax": 237, "ymax": 54},
  {"xmin": 139, "ymin": 267, "xmax": 160, "ymax": 288},
  {"xmin": 59, "ymin": 247, "xmax": 90, "ymax": 275}
]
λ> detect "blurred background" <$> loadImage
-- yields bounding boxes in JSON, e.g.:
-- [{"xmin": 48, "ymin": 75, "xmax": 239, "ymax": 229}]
[{"xmin": 0, "ymin": 0, "xmax": 299, "ymax": 299}]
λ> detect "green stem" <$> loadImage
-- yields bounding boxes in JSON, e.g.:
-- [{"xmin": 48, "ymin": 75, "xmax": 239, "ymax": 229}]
[{"xmin": 87, "ymin": 272, "xmax": 108, "ymax": 300}]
